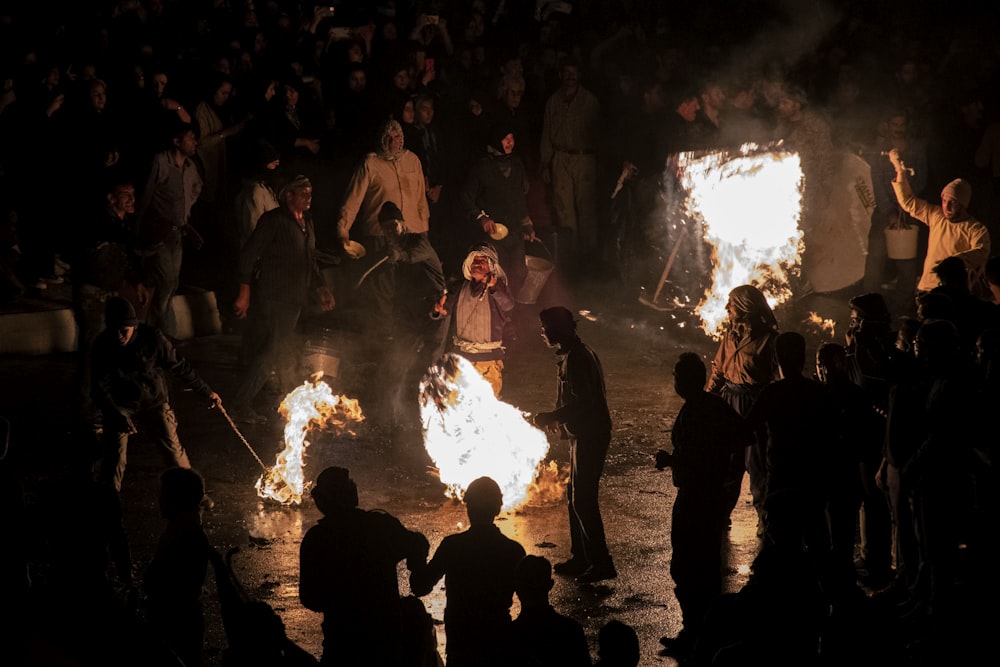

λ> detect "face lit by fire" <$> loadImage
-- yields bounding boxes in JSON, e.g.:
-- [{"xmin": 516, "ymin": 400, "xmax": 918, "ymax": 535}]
[
  {"xmin": 941, "ymin": 197, "xmax": 966, "ymax": 222},
  {"xmin": 469, "ymin": 254, "xmax": 491, "ymax": 282},
  {"xmin": 286, "ymin": 186, "xmax": 313, "ymax": 215},
  {"xmin": 109, "ymin": 184, "xmax": 136, "ymax": 216},
  {"xmin": 500, "ymin": 133, "xmax": 515, "ymax": 155},
  {"xmin": 117, "ymin": 325, "xmax": 136, "ymax": 346},
  {"xmin": 677, "ymin": 96, "xmax": 700, "ymax": 122}
]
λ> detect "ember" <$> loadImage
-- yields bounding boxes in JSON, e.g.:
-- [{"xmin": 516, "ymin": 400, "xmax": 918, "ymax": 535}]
[
  {"xmin": 419, "ymin": 353, "xmax": 554, "ymax": 511},
  {"xmin": 256, "ymin": 373, "xmax": 364, "ymax": 505},
  {"xmin": 676, "ymin": 144, "xmax": 804, "ymax": 338}
]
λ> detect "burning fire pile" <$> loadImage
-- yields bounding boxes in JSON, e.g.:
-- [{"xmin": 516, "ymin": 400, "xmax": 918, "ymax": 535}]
[
  {"xmin": 256, "ymin": 373, "xmax": 364, "ymax": 505},
  {"xmin": 676, "ymin": 143, "xmax": 804, "ymax": 338},
  {"xmin": 419, "ymin": 354, "xmax": 555, "ymax": 511}
]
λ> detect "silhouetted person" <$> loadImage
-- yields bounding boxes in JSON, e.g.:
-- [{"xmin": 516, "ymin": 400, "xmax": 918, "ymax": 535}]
[
  {"xmin": 299, "ymin": 466, "xmax": 433, "ymax": 667},
  {"xmin": 928, "ymin": 255, "xmax": 997, "ymax": 357},
  {"xmin": 509, "ymin": 555, "xmax": 592, "ymax": 667},
  {"xmin": 410, "ymin": 476, "xmax": 526, "ymax": 667},
  {"xmin": 533, "ymin": 306, "xmax": 617, "ymax": 584},
  {"xmin": 593, "ymin": 620, "xmax": 639, "ymax": 667},
  {"xmin": 655, "ymin": 352, "xmax": 752, "ymax": 659},
  {"xmin": 144, "ymin": 467, "xmax": 212, "ymax": 667}
]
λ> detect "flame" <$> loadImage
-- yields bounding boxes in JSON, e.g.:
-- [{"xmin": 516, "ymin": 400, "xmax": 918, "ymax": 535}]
[
  {"xmin": 419, "ymin": 354, "xmax": 555, "ymax": 511},
  {"xmin": 805, "ymin": 312, "xmax": 837, "ymax": 338},
  {"xmin": 676, "ymin": 144, "xmax": 804, "ymax": 338},
  {"xmin": 256, "ymin": 373, "xmax": 364, "ymax": 505}
]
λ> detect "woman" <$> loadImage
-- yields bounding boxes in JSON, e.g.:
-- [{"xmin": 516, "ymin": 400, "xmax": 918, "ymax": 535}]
[
  {"xmin": 194, "ymin": 73, "xmax": 246, "ymax": 207},
  {"xmin": 707, "ymin": 285, "xmax": 780, "ymax": 533}
]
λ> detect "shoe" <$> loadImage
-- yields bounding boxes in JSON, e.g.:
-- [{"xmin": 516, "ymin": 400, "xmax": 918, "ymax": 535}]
[
  {"xmin": 553, "ymin": 558, "xmax": 589, "ymax": 576},
  {"xmin": 200, "ymin": 494, "xmax": 215, "ymax": 510},
  {"xmin": 576, "ymin": 565, "xmax": 617, "ymax": 584}
]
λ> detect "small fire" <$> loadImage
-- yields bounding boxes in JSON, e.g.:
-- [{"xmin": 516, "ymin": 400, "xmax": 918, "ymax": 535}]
[
  {"xmin": 256, "ymin": 373, "xmax": 364, "ymax": 505},
  {"xmin": 805, "ymin": 312, "xmax": 837, "ymax": 338},
  {"xmin": 419, "ymin": 354, "xmax": 554, "ymax": 511},
  {"xmin": 676, "ymin": 144, "xmax": 804, "ymax": 338}
]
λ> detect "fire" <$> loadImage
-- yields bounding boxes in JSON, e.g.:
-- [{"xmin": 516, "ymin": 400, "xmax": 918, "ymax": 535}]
[
  {"xmin": 676, "ymin": 144, "xmax": 804, "ymax": 338},
  {"xmin": 419, "ymin": 353, "xmax": 554, "ymax": 511},
  {"xmin": 256, "ymin": 373, "xmax": 364, "ymax": 505},
  {"xmin": 805, "ymin": 312, "xmax": 837, "ymax": 338}
]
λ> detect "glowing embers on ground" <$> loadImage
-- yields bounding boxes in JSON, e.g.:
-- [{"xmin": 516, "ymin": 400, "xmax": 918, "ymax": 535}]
[
  {"xmin": 256, "ymin": 373, "xmax": 364, "ymax": 505},
  {"xmin": 419, "ymin": 353, "xmax": 554, "ymax": 511},
  {"xmin": 677, "ymin": 144, "xmax": 804, "ymax": 338}
]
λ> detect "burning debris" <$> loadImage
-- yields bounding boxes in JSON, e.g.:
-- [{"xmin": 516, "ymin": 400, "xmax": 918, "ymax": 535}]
[
  {"xmin": 805, "ymin": 312, "xmax": 837, "ymax": 338},
  {"xmin": 256, "ymin": 373, "xmax": 364, "ymax": 505},
  {"xmin": 675, "ymin": 143, "xmax": 805, "ymax": 338},
  {"xmin": 419, "ymin": 353, "xmax": 554, "ymax": 511}
]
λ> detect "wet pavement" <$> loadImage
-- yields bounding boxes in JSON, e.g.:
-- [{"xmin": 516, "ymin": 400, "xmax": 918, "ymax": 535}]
[{"xmin": 3, "ymin": 274, "xmax": 857, "ymax": 665}]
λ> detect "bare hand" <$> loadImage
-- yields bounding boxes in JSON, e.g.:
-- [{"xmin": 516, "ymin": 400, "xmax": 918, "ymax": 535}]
[
  {"xmin": 433, "ymin": 293, "xmax": 448, "ymax": 316},
  {"xmin": 233, "ymin": 292, "xmax": 250, "ymax": 319},
  {"xmin": 427, "ymin": 184, "xmax": 442, "ymax": 204},
  {"xmin": 316, "ymin": 286, "xmax": 336, "ymax": 311},
  {"xmin": 481, "ymin": 218, "xmax": 497, "ymax": 236},
  {"xmin": 887, "ymin": 148, "xmax": 903, "ymax": 172},
  {"xmin": 208, "ymin": 392, "xmax": 222, "ymax": 409}
]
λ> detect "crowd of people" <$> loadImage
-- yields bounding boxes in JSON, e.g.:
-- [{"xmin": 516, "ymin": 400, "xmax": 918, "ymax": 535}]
[{"xmin": 3, "ymin": 0, "xmax": 1000, "ymax": 665}]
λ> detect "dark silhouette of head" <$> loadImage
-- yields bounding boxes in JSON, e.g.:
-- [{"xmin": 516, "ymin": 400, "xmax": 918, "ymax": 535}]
[
  {"xmin": 848, "ymin": 292, "xmax": 891, "ymax": 324},
  {"xmin": 815, "ymin": 342, "xmax": 848, "ymax": 384},
  {"xmin": 159, "ymin": 467, "xmax": 206, "ymax": 519},
  {"xmin": 514, "ymin": 555, "xmax": 553, "ymax": 607},
  {"xmin": 463, "ymin": 476, "xmax": 503, "ymax": 525},
  {"xmin": 311, "ymin": 466, "xmax": 359, "ymax": 515},
  {"xmin": 596, "ymin": 619, "xmax": 640, "ymax": 666},
  {"xmin": 932, "ymin": 256, "xmax": 969, "ymax": 291},
  {"xmin": 914, "ymin": 319, "xmax": 960, "ymax": 373},
  {"xmin": 775, "ymin": 331, "xmax": 806, "ymax": 378},
  {"xmin": 539, "ymin": 306, "xmax": 577, "ymax": 346},
  {"xmin": 673, "ymin": 352, "xmax": 706, "ymax": 400}
]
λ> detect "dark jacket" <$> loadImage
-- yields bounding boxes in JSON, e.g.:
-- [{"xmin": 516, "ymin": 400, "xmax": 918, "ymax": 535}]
[{"xmin": 239, "ymin": 206, "xmax": 324, "ymax": 305}]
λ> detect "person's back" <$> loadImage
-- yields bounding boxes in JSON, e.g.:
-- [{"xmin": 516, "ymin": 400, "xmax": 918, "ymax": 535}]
[
  {"xmin": 410, "ymin": 476, "xmax": 526, "ymax": 667},
  {"xmin": 510, "ymin": 555, "xmax": 592, "ymax": 667},
  {"xmin": 299, "ymin": 467, "xmax": 430, "ymax": 667}
]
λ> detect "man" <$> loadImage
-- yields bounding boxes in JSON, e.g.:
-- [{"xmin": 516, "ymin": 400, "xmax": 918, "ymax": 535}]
[
  {"xmin": 889, "ymin": 148, "xmax": 990, "ymax": 294},
  {"xmin": 432, "ymin": 244, "xmax": 515, "ymax": 397},
  {"xmin": 540, "ymin": 58, "xmax": 600, "ymax": 269},
  {"xmin": 136, "ymin": 123, "xmax": 203, "ymax": 338},
  {"xmin": 299, "ymin": 466, "xmax": 432, "ymax": 667},
  {"xmin": 231, "ymin": 175, "xmax": 334, "ymax": 423},
  {"xmin": 533, "ymin": 306, "xmax": 616, "ymax": 584},
  {"xmin": 73, "ymin": 181, "xmax": 143, "ymax": 423},
  {"xmin": 90, "ymin": 296, "xmax": 221, "ymax": 495},
  {"xmin": 410, "ymin": 477, "xmax": 526, "ymax": 667},
  {"xmin": 336, "ymin": 119, "xmax": 433, "ymax": 337},
  {"xmin": 654, "ymin": 352, "xmax": 752, "ymax": 659}
]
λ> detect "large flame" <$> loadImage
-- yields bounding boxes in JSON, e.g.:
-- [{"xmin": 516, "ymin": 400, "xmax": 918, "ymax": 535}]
[
  {"xmin": 676, "ymin": 144, "xmax": 804, "ymax": 338},
  {"xmin": 256, "ymin": 374, "xmax": 364, "ymax": 505},
  {"xmin": 419, "ymin": 354, "xmax": 553, "ymax": 511}
]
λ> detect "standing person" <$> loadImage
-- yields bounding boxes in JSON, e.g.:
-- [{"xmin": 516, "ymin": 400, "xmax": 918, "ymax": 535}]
[
  {"xmin": 144, "ymin": 467, "xmax": 212, "ymax": 667},
  {"xmin": 432, "ymin": 244, "xmax": 514, "ymax": 397},
  {"xmin": 654, "ymin": 352, "xmax": 753, "ymax": 659},
  {"xmin": 136, "ymin": 123, "xmax": 203, "ymax": 338},
  {"xmin": 533, "ymin": 306, "xmax": 617, "ymax": 584},
  {"xmin": 409, "ymin": 477, "xmax": 526, "ymax": 667},
  {"xmin": 233, "ymin": 142, "xmax": 281, "ymax": 250},
  {"xmin": 888, "ymin": 148, "xmax": 990, "ymax": 295},
  {"xmin": 336, "ymin": 118, "xmax": 431, "ymax": 338},
  {"xmin": 90, "ymin": 297, "xmax": 221, "ymax": 496},
  {"xmin": 540, "ymin": 57, "xmax": 600, "ymax": 270},
  {"xmin": 299, "ymin": 467, "xmax": 434, "ymax": 667},
  {"xmin": 707, "ymin": 285, "xmax": 780, "ymax": 534},
  {"xmin": 230, "ymin": 175, "xmax": 334, "ymax": 424}
]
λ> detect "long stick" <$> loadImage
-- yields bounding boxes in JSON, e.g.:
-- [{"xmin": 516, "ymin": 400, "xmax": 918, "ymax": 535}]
[
  {"xmin": 650, "ymin": 228, "xmax": 687, "ymax": 304},
  {"xmin": 355, "ymin": 255, "xmax": 389, "ymax": 289},
  {"xmin": 216, "ymin": 405, "xmax": 269, "ymax": 471}
]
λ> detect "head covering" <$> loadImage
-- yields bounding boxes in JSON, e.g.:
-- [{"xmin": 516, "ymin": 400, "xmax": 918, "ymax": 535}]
[
  {"xmin": 278, "ymin": 174, "xmax": 311, "ymax": 200},
  {"xmin": 487, "ymin": 121, "xmax": 514, "ymax": 154},
  {"xmin": 311, "ymin": 466, "xmax": 359, "ymax": 510},
  {"xmin": 848, "ymin": 292, "xmax": 891, "ymax": 323},
  {"xmin": 940, "ymin": 178, "xmax": 972, "ymax": 208},
  {"xmin": 377, "ymin": 118, "xmax": 405, "ymax": 161},
  {"xmin": 104, "ymin": 296, "xmax": 138, "ymax": 328},
  {"xmin": 727, "ymin": 285, "xmax": 778, "ymax": 329},
  {"xmin": 378, "ymin": 201, "xmax": 404, "ymax": 223},
  {"xmin": 462, "ymin": 243, "xmax": 507, "ymax": 283}
]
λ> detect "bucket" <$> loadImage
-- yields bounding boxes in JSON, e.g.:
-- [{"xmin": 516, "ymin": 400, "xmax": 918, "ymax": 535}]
[
  {"xmin": 302, "ymin": 331, "xmax": 341, "ymax": 379},
  {"xmin": 885, "ymin": 226, "xmax": 919, "ymax": 260},
  {"xmin": 516, "ymin": 255, "xmax": 555, "ymax": 304}
]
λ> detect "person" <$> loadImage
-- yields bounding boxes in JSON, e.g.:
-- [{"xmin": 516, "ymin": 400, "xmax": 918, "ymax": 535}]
[
  {"xmin": 460, "ymin": 122, "xmax": 536, "ymax": 299},
  {"xmin": 299, "ymin": 466, "xmax": 434, "ymax": 667},
  {"xmin": 409, "ymin": 476, "xmax": 526, "ymax": 667},
  {"xmin": 143, "ymin": 467, "xmax": 212, "ymax": 667},
  {"xmin": 336, "ymin": 118, "xmax": 432, "ymax": 338},
  {"xmin": 533, "ymin": 306, "xmax": 617, "ymax": 584},
  {"xmin": 508, "ymin": 555, "xmax": 592, "ymax": 667},
  {"xmin": 593, "ymin": 620, "xmax": 639, "ymax": 667},
  {"xmin": 706, "ymin": 285, "xmax": 780, "ymax": 533},
  {"xmin": 888, "ymin": 148, "xmax": 990, "ymax": 295},
  {"xmin": 135, "ymin": 123, "xmax": 203, "ymax": 338},
  {"xmin": 90, "ymin": 296, "xmax": 221, "ymax": 494},
  {"xmin": 539, "ymin": 57, "xmax": 600, "ymax": 269},
  {"xmin": 654, "ymin": 352, "xmax": 753, "ymax": 658},
  {"xmin": 432, "ymin": 244, "xmax": 515, "ymax": 397},
  {"xmin": 230, "ymin": 175, "xmax": 335, "ymax": 424}
]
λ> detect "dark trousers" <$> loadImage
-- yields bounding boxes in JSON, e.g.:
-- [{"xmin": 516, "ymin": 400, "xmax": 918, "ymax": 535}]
[
  {"xmin": 671, "ymin": 487, "xmax": 726, "ymax": 634},
  {"xmin": 144, "ymin": 234, "xmax": 183, "ymax": 337},
  {"xmin": 97, "ymin": 402, "xmax": 190, "ymax": 492},
  {"xmin": 568, "ymin": 431, "xmax": 613, "ymax": 569},
  {"xmin": 719, "ymin": 383, "xmax": 766, "ymax": 520},
  {"xmin": 233, "ymin": 298, "xmax": 302, "ymax": 410}
]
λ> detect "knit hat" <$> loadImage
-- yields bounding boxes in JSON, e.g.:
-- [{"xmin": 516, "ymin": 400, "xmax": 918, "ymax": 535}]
[
  {"xmin": 378, "ymin": 201, "xmax": 404, "ymax": 223},
  {"xmin": 311, "ymin": 466, "xmax": 358, "ymax": 509},
  {"xmin": 487, "ymin": 121, "xmax": 514, "ymax": 153},
  {"xmin": 104, "ymin": 296, "xmax": 138, "ymax": 328},
  {"xmin": 940, "ymin": 178, "xmax": 972, "ymax": 208}
]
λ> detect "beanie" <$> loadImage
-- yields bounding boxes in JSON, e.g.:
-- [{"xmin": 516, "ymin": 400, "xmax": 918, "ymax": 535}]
[
  {"xmin": 378, "ymin": 201, "xmax": 404, "ymax": 223},
  {"xmin": 104, "ymin": 296, "xmax": 138, "ymax": 328},
  {"xmin": 940, "ymin": 178, "xmax": 972, "ymax": 208}
]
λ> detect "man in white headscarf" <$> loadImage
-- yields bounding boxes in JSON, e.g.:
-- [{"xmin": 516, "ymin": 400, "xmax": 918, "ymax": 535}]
[{"xmin": 432, "ymin": 244, "xmax": 514, "ymax": 397}]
